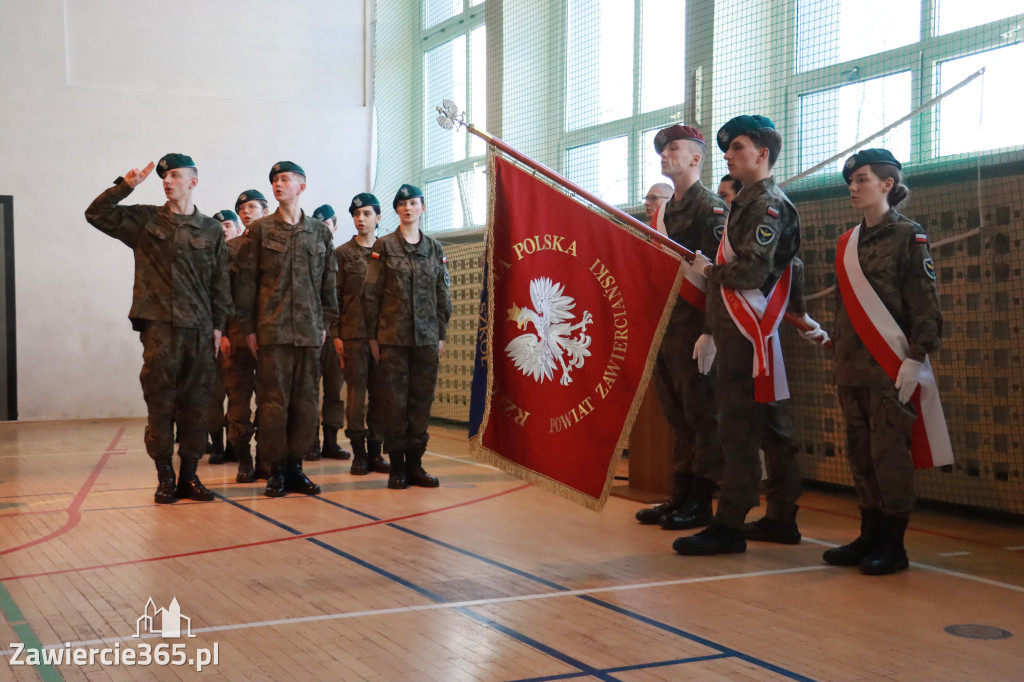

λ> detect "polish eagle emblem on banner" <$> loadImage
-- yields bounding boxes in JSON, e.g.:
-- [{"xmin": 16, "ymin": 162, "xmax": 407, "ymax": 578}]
[{"xmin": 505, "ymin": 277, "xmax": 593, "ymax": 386}]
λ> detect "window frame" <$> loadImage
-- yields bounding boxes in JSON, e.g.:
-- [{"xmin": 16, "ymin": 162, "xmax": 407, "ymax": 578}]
[{"xmin": 785, "ymin": 5, "xmax": 1024, "ymax": 188}]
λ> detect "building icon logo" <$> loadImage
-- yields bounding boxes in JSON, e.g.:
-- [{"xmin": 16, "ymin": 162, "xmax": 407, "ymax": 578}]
[{"xmin": 134, "ymin": 597, "xmax": 195, "ymax": 639}]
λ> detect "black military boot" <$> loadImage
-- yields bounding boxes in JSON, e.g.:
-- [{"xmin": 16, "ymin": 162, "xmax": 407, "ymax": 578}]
[
  {"xmin": 859, "ymin": 515, "xmax": 910, "ymax": 575},
  {"xmin": 387, "ymin": 451, "xmax": 408, "ymax": 489},
  {"xmin": 208, "ymin": 429, "xmax": 225, "ymax": 464},
  {"xmin": 223, "ymin": 440, "xmax": 238, "ymax": 462},
  {"xmin": 235, "ymin": 443, "xmax": 257, "ymax": 483},
  {"xmin": 264, "ymin": 463, "xmax": 287, "ymax": 497},
  {"xmin": 321, "ymin": 426, "xmax": 351, "ymax": 460},
  {"xmin": 367, "ymin": 439, "xmax": 390, "ymax": 474},
  {"xmin": 176, "ymin": 458, "xmax": 215, "ymax": 501},
  {"xmin": 349, "ymin": 434, "xmax": 369, "ymax": 476},
  {"xmin": 672, "ymin": 523, "xmax": 746, "ymax": 556},
  {"xmin": 304, "ymin": 437, "xmax": 322, "ymax": 461},
  {"xmin": 284, "ymin": 459, "xmax": 322, "ymax": 495},
  {"xmin": 636, "ymin": 473, "xmax": 692, "ymax": 525},
  {"xmin": 661, "ymin": 476, "xmax": 715, "ymax": 530},
  {"xmin": 407, "ymin": 447, "xmax": 439, "ymax": 488},
  {"xmin": 823, "ymin": 508, "xmax": 882, "ymax": 566},
  {"xmin": 743, "ymin": 506, "xmax": 802, "ymax": 545},
  {"xmin": 154, "ymin": 459, "xmax": 177, "ymax": 504}
]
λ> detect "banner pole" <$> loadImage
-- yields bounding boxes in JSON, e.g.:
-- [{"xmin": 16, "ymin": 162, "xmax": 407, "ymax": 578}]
[{"xmin": 435, "ymin": 100, "xmax": 822, "ymax": 337}]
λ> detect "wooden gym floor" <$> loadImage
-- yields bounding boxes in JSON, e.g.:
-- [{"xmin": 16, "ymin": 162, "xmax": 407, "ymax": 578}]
[{"xmin": 0, "ymin": 419, "xmax": 1022, "ymax": 681}]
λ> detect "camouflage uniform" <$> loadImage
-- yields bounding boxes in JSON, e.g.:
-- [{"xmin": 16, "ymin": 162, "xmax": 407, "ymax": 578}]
[
  {"xmin": 653, "ymin": 180, "xmax": 727, "ymax": 484},
  {"xmin": 363, "ymin": 230, "xmax": 451, "ymax": 455},
  {"xmin": 222, "ymin": 234, "xmax": 258, "ymax": 451},
  {"xmin": 834, "ymin": 209, "xmax": 942, "ymax": 518},
  {"xmin": 85, "ymin": 181, "xmax": 231, "ymax": 463},
  {"xmin": 334, "ymin": 237, "xmax": 380, "ymax": 440},
  {"xmin": 236, "ymin": 211, "xmax": 338, "ymax": 466},
  {"xmin": 703, "ymin": 177, "xmax": 804, "ymax": 529}
]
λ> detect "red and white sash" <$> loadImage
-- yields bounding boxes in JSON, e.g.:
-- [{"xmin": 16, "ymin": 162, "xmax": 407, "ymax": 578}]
[
  {"xmin": 716, "ymin": 227, "xmax": 792, "ymax": 403},
  {"xmin": 836, "ymin": 225, "xmax": 953, "ymax": 469},
  {"xmin": 653, "ymin": 205, "xmax": 706, "ymax": 312}
]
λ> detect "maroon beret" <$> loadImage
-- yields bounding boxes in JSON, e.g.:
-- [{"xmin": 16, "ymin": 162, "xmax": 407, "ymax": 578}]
[{"xmin": 653, "ymin": 125, "xmax": 706, "ymax": 154}]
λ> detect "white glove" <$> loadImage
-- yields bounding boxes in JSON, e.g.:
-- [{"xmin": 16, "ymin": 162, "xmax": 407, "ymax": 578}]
[
  {"xmin": 682, "ymin": 249, "xmax": 713, "ymax": 279},
  {"xmin": 692, "ymin": 333, "xmax": 717, "ymax": 375},
  {"xmin": 798, "ymin": 313, "xmax": 829, "ymax": 346},
  {"xmin": 894, "ymin": 358, "xmax": 924, "ymax": 403}
]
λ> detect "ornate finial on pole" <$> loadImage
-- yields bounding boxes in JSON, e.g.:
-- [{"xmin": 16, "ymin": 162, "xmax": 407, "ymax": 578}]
[{"xmin": 435, "ymin": 99, "xmax": 467, "ymax": 131}]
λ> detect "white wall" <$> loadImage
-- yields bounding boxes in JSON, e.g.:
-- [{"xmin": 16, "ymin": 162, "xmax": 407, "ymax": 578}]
[{"xmin": 0, "ymin": 0, "xmax": 372, "ymax": 421}]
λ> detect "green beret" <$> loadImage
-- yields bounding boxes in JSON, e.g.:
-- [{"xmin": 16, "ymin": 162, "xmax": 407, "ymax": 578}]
[
  {"xmin": 653, "ymin": 125, "xmax": 706, "ymax": 154},
  {"xmin": 842, "ymin": 148, "xmax": 902, "ymax": 184},
  {"xmin": 269, "ymin": 161, "xmax": 306, "ymax": 182},
  {"xmin": 213, "ymin": 209, "xmax": 239, "ymax": 224},
  {"xmin": 156, "ymin": 153, "xmax": 196, "ymax": 179},
  {"xmin": 312, "ymin": 204, "xmax": 336, "ymax": 222},
  {"xmin": 235, "ymin": 189, "xmax": 267, "ymax": 210},
  {"xmin": 716, "ymin": 115, "xmax": 775, "ymax": 152},
  {"xmin": 393, "ymin": 183, "xmax": 424, "ymax": 209},
  {"xmin": 349, "ymin": 192, "xmax": 381, "ymax": 215}
]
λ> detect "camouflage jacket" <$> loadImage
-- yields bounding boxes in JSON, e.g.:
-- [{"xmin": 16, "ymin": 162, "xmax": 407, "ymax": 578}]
[
  {"xmin": 224, "ymin": 234, "xmax": 251, "ymax": 344},
  {"xmin": 834, "ymin": 209, "xmax": 942, "ymax": 386},
  {"xmin": 331, "ymin": 237, "xmax": 374, "ymax": 341},
  {"xmin": 704, "ymin": 176, "xmax": 804, "ymax": 331},
  {"xmin": 363, "ymin": 230, "xmax": 452, "ymax": 347},
  {"xmin": 236, "ymin": 210, "xmax": 338, "ymax": 347},
  {"xmin": 85, "ymin": 181, "xmax": 231, "ymax": 333},
  {"xmin": 662, "ymin": 179, "xmax": 728, "ymax": 333}
]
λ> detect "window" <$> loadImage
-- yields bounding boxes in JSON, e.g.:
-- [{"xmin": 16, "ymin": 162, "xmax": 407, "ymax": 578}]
[
  {"xmin": 791, "ymin": 2, "xmax": 1023, "ymax": 181},
  {"xmin": 419, "ymin": 7, "xmax": 487, "ymax": 233},
  {"xmin": 563, "ymin": 0, "xmax": 689, "ymax": 209}
]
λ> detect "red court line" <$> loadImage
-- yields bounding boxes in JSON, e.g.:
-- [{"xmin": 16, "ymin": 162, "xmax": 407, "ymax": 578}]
[
  {"xmin": 0, "ymin": 483, "xmax": 530, "ymax": 583},
  {"xmin": 0, "ymin": 427, "xmax": 126, "ymax": 557}
]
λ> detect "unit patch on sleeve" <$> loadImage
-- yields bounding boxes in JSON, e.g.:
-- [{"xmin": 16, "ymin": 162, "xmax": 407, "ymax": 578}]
[{"xmin": 756, "ymin": 224, "xmax": 776, "ymax": 245}]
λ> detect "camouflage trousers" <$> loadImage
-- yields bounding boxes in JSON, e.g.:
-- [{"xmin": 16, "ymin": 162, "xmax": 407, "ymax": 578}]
[
  {"xmin": 317, "ymin": 338, "xmax": 345, "ymax": 431},
  {"xmin": 139, "ymin": 321, "xmax": 215, "ymax": 462},
  {"xmin": 837, "ymin": 384, "xmax": 917, "ymax": 518},
  {"xmin": 341, "ymin": 338, "xmax": 381, "ymax": 439},
  {"xmin": 223, "ymin": 342, "xmax": 257, "ymax": 447},
  {"xmin": 652, "ymin": 313, "xmax": 723, "ymax": 482},
  {"xmin": 206, "ymin": 354, "xmax": 227, "ymax": 434},
  {"xmin": 255, "ymin": 345, "xmax": 320, "ymax": 465},
  {"xmin": 374, "ymin": 345, "xmax": 439, "ymax": 453},
  {"xmin": 712, "ymin": 327, "xmax": 801, "ymax": 529}
]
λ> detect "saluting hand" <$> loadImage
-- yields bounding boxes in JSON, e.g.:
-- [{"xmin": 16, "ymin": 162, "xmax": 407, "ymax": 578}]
[{"xmin": 124, "ymin": 161, "xmax": 155, "ymax": 189}]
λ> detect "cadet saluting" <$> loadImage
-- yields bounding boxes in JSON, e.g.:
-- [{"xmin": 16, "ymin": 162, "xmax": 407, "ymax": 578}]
[
  {"xmin": 825, "ymin": 149, "xmax": 944, "ymax": 575},
  {"xmin": 85, "ymin": 154, "xmax": 231, "ymax": 504},
  {"xmin": 363, "ymin": 184, "xmax": 452, "ymax": 489}
]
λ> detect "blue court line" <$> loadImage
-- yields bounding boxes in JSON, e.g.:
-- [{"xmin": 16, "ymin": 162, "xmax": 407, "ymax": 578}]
[
  {"xmin": 213, "ymin": 493, "xmax": 619, "ymax": 681},
  {"xmin": 316, "ymin": 496, "xmax": 816, "ymax": 682},
  {"xmin": 510, "ymin": 653, "xmax": 731, "ymax": 681}
]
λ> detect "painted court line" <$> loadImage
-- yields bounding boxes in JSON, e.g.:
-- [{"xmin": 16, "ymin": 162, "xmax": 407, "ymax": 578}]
[
  {"xmin": 0, "ymin": 428, "xmax": 125, "ymax": 557},
  {"xmin": 0, "ymin": 484, "xmax": 530, "ymax": 583}
]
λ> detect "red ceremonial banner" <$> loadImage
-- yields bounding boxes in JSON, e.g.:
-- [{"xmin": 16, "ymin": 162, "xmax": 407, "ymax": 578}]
[{"xmin": 472, "ymin": 154, "xmax": 684, "ymax": 510}]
